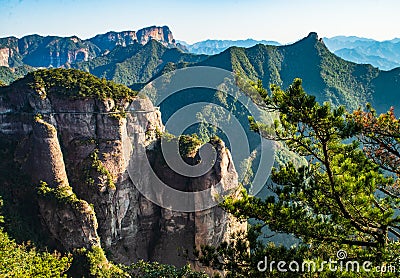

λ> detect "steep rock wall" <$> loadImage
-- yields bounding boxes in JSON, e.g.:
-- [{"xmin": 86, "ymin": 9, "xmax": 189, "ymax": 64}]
[
  {"xmin": 26, "ymin": 117, "xmax": 101, "ymax": 251},
  {"xmin": 0, "ymin": 87, "xmax": 245, "ymax": 267},
  {"xmin": 0, "ymin": 48, "xmax": 11, "ymax": 67}
]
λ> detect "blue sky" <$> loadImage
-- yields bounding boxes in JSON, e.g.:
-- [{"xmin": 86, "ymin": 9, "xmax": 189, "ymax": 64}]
[{"xmin": 1, "ymin": 0, "xmax": 399, "ymax": 43}]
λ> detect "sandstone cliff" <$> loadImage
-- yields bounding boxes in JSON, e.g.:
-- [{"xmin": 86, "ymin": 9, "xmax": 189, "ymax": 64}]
[
  {"xmin": 89, "ymin": 26, "xmax": 177, "ymax": 54},
  {"xmin": 136, "ymin": 26, "xmax": 175, "ymax": 47},
  {"xmin": 0, "ymin": 73, "xmax": 245, "ymax": 269}
]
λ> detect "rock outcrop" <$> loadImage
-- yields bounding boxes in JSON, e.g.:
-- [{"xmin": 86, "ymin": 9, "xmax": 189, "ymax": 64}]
[
  {"xmin": 89, "ymin": 26, "xmax": 177, "ymax": 54},
  {"xmin": 0, "ymin": 47, "xmax": 11, "ymax": 67},
  {"xmin": 0, "ymin": 80, "xmax": 245, "ymax": 268},
  {"xmin": 136, "ymin": 26, "xmax": 175, "ymax": 47},
  {"xmin": 88, "ymin": 31, "xmax": 138, "ymax": 55}
]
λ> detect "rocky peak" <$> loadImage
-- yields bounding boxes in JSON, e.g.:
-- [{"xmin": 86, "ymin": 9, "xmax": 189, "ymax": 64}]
[
  {"xmin": 136, "ymin": 25, "xmax": 175, "ymax": 46},
  {"xmin": 88, "ymin": 26, "xmax": 177, "ymax": 54},
  {"xmin": 307, "ymin": 32, "xmax": 319, "ymax": 40},
  {"xmin": 293, "ymin": 32, "xmax": 320, "ymax": 47},
  {"xmin": 0, "ymin": 36, "xmax": 18, "ymax": 49},
  {"xmin": 88, "ymin": 31, "xmax": 138, "ymax": 54},
  {"xmin": 69, "ymin": 36, "xmax": 80, "ymax": 43}
]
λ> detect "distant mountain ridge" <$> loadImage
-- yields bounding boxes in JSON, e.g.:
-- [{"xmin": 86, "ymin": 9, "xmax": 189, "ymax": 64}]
[
  {"xmin": 178, "ymin": 39, "xmax": 280, "ymax": 55},
  {"xmin": 73, "ymin": 39, "xmax": 207, "ymax": 86},
  {"xmin": 323, "ymin": 36, "xmax": 400, "ymax": 70},
  {"xmin": 188, "ymin": 32, "xmax": 400, "ymax": 113},
  {"xmin": 2, "ymin": 27, "xmax": 400, "ymax": 73},
  {"xmin": 181, "ymin": 39, "xmax": 280, "ymax": 55},
  {"xmin": 180, "ymin": 36, "xmax": 400, "ymax": 71},
  {"xmin": 0, "ymin": 26, "xmax": 183, "ymax": 69}
]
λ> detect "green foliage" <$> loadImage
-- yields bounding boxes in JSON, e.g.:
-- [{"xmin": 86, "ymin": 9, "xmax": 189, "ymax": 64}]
[
  {"xmin": 27, "ymin": 68, "xmax": 137, "ymax": 100},
  {"xmin": 85, "ymin": 247, "xmax": 127, "ymax": 278},
  {"xmin": 351, "ymin": 105, "xmax": 400, "ymax": 184},
  {"xmin": 0, "ymin": 197, "xmax": 71, "ymax": 277},
  {"xmin": 37, "ymin": 181, "xmax": 80, "ymax": 205},
  {"xmin": 253, "ymin": 78, "xmax": 398, "ymax": 250},
  {"xmin": 157, "ymin": 132, "xmax": 204, "ymax": 158},
  {"xmin": 0, "ymin": 65, "xmax": 33, "ymax": 85},
  {"xmin": 0, "ymin": 229, "xmax": 72, "ymax": 277},
  {"xmin": 199, "ymin": 78, "xmax": 400, "ymax": 277},
  {"xmin": 178, "ymin": 134, "xmax": 203, "ymax": 157},
  {"xmin": 68, "ymin": 247, "xmax": 127, "ymax": 278},
  {"xmin": 85, "ymin": 149, "xmax": 115, "ymax": 189},
  {"xmin": 197, "ymin": 226, "xmax": 310, "ymax": 278},
  {"xmin": 198, "ymin": 35, "xmax": 400, "ymax": 114},
  {"xmin": 273, "ymin": 142, "xmax": 307, "ymax": 168},
  {"xmin": 70, "ymin": 247, "xmax": 208, "ymax": 278},
  {"xmin": 196, "ymin": 103, "xmax": 231, "ymax": 143},
  {"xmin": 37, "ymin": 181, "xmax": 97, "ymax": 221},
  {"xmin": 317, "ymin": 42, "xmax": 378, "ymax": 110},
  {"xmin": 123, "ymin": 260, "xmax": 208, "ymax": 278}
]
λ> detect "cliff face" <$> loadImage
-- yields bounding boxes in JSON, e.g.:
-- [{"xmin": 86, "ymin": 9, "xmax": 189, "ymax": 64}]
[
  {"xmin": 88, "ymin": 31, "xmax": 138, "ymax": 55},
  {"xmin": 89, "ymin": 26, "xmax": 177, "ymax": 54},
  {"xmin": 136, "ymin": 26, "xmax": 175, "ymax": 46},
  {"xmin": 0, "ymin": 47, "xmax": 11, "ymax": 67},
  {"xmin": 0, "ymin": 83, "xmax": 245, "ymax": 267},
  {"xmin": 0, "ymin": 37, "xmax": 22, "ymax": 68}
]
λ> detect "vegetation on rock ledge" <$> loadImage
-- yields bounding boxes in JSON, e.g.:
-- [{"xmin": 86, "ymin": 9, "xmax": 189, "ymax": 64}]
[{"xmin": 27, "ymin": 68, "xmax": 137, "ymax": 100}]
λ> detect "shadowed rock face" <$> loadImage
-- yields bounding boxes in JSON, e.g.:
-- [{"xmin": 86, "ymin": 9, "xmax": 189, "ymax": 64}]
[
  {"xmin": 0, "ymin": 85, "xmax": 245, "ymax": 267},
  {"xmin": 30, "ymin": 118, "xmax": 101, "ymax": 251}
]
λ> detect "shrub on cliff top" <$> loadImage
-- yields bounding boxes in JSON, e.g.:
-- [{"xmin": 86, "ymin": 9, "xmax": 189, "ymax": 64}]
[{"xmin": 27, "ymin": 68, "xmax": 137, "ymax": 100}]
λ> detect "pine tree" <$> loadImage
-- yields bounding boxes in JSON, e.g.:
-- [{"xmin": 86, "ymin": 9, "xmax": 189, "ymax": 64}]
[{"xmin": 198, "ymin": 79, "xmax": 400, "ymax": 277}]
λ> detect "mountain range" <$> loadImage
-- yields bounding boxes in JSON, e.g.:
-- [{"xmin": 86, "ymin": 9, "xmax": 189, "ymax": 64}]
[
  {"xmin": 178, "ymin": 39, "xmax": 281, "ymax": 55},
  {"xmin": 179, "ymin": 36, "xmax": 400, "ymax": 70},
  {"xmin": 323, "ymin": 36, "xmax": 400, "ymax": 70},
  {"xmin": 0, "ymin": 25, "xmax": 185, "ymax": 84},
  {"xmin": 73, "ymin": 32, "xmax": 400, "ymax": 113},
  {"xmin": 1, "ymin": 28, "xmax": 400, "ymax": 114},
  {"xmin": 195, "ymin": 33, "xmax": 400, "ymax": 113},
  {"xmin": 179, "ymin": 36, "xmax": 400, "ymax": 71}
]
